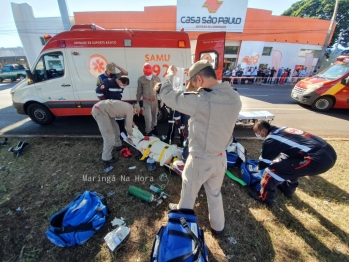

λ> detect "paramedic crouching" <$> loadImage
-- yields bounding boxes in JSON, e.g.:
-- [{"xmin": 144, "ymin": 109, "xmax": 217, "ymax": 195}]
[
  {"xmin": 96, "ymin": 75, "xmax": 130, "ymax": 140},
  {"xmin": 92, "ymin": 100, "xmax": 137, "ymax": 163},
  {"xmin": 250, "ymin": 120, "xmax": 337, "ymax": 207},
  {"xmin": 160, "ymin": 60, "xmax": 242, "ymax": 237}
]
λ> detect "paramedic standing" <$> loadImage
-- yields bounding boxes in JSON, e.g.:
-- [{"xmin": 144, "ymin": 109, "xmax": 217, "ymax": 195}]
[
  {"xmin": 160, "ymin": 60, "xmax": 242, "ymax": 237},
  {"xmin": 92, "ymin": 100, "xmax": 137, "ymax": 163},
  {"xmin": 96, "ymin": 62, "xmax": 128, "ymax": 86},
  {"xmin": 135, "ymin": 63, "xmax": 162, "ymax": 135},
  {"xmin": 250, "ymin": 120, "xmax": 337, "ymax": 207}
]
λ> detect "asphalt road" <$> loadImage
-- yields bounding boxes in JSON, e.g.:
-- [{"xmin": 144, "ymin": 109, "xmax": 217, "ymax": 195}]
[{"xmin": 1, "ymin": 81, "xmax": 349, "ymax": 138}]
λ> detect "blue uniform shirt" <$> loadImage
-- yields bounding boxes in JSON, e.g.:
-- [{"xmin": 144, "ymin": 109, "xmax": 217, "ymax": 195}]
[{"xmin": 95, "ymin": 76, "xmax": 124, "ymax": 100}]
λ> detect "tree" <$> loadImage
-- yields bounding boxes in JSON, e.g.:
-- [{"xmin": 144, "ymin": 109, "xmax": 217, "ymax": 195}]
[{"xmin": 282, "ymin": 0, "xmax": 349, "ymax": 47}]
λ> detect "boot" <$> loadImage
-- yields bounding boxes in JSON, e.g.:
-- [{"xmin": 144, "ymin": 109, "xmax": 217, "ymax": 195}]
[
  {"xmin": 277, "ymin": 180, "xmax": 298, "ymax": 198},
  {"xmin": 249, "ymin": 190, "xmax": 274, "ymax": 207},
  {"xmin": 152, "ymin": 126, "xmax": 159, "ymax": 136}
]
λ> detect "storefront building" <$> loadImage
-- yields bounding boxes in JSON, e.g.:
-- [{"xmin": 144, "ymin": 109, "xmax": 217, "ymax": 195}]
[
  {"xmin": 74, "ymin": 0, "xmax": 331, "ymax": 74},
  {"xmin": 13, "ymin": 0, "xmax": 331, "ymax": 73}
]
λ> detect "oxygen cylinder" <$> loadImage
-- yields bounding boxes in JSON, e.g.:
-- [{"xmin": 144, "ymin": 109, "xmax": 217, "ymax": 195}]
[{"xmin": 128, "ymin": 186, "xmax": 154, "ymax": 202}]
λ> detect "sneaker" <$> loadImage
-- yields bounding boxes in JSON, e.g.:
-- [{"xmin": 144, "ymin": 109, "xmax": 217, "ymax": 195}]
[
  {"xmin": 248, "ymin": 191, "xmax": 273, "ymax": 207},
  {"xmin": 168, "ymin": 203, "xmax": 178, "ymax": 210},
  {"xmin": 102, "ymin": 157, "xmax": 118, "ymax": 164},
  {"xmin": 211, "ymin": 228, "xmax": 225, "ymax": 238}
]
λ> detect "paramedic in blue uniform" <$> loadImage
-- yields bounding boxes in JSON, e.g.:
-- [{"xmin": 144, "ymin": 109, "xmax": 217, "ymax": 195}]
[
  {"xmin": 250, "ymin": 120, "xmax": 337, "ymax": 207},
  {"xmin": 96, "ymin": 63, "xmax": 128, "ymax": 138},
  {"xmin": 160, "ymin": 60, "xmax": 242, "ymax": 237},
  {"xmin": 96, "ymin": 62, "xmax": 128, "ymax": 86},
  {"xmin": 96, "ymin": 76, "xmax": 130, "ymax": 147}
]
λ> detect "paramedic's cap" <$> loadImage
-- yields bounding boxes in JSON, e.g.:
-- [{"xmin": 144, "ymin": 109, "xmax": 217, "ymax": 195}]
[
  {"xmin": 106, "ymin": 63, "xmax": 116, "ymax": 74},
  {"xmin": 186, "ymin": 60, "xmax": 212, "ymax": 90}
]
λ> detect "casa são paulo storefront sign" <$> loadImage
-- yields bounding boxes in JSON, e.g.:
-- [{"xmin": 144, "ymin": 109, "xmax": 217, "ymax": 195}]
[{"xmin": 176, "ymin": 0, "xmax": 248, "ymax": 32}]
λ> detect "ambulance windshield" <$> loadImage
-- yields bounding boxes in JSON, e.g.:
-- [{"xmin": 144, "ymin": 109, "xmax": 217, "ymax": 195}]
[{"xmin": 316, "ymin": 63, "xmax": 349, "ymax": 80}]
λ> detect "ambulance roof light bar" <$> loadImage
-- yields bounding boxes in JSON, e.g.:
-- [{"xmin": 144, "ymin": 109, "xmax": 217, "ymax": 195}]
[
  {"xmin": 70, "ymin": 24, "xmax": 105, "ymax": 31},
  {"xmin": 43, "ymin": 34, "xmax": 52, "ymax": 40}
]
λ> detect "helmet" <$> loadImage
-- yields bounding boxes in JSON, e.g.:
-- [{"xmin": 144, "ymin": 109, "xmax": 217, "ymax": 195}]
[{"xmin": 143, "ymin": 63, "xmax": 153, "ymax": 76}]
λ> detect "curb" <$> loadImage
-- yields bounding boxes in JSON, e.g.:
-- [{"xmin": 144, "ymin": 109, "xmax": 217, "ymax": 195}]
[{"xmin": 1, "ymin": 135, "xmax": 348, "ymax": 141}]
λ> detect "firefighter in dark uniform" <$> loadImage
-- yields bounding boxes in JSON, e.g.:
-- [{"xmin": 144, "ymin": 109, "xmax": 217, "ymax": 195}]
[
  {"xmin": 163, "ymin": 109, "xmax": 189, "ymax": 146},
  {"xmin": 250, "ymin": 120, "xmax": 337, "ymax": 207},
  {"xmin": 96, "ymin": 76, "xmax": 130, "ymax": 144}
]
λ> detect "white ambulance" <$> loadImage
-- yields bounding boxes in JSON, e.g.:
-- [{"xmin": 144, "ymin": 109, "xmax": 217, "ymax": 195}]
[{"xmin": 10, "ymin": 24, "xmax": 226, "ymax": 125}]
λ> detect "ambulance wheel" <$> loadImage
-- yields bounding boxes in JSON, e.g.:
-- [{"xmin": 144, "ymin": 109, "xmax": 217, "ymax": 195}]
[
  {"xmin": 311, "ymin": 96, "xmax": 334, "ymax": 111},
  {"xmin": 157, "ymin": 105, "xmax": 169, "ymax": 123},
  {"xmin": 27, "ymin": 103, "xmax": 55, "ymax": 125}
]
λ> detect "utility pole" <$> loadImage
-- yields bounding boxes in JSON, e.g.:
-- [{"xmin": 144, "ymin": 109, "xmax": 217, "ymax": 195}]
[
  {"xmin": 316, "ymin": 0, "xmax": 340, "ymax": 70},
  {"xmin": 334, "ymin": 27, "xmax": 349, "ymax": 54}
]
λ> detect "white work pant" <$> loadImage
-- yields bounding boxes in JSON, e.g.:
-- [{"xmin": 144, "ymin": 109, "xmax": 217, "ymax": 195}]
[
  {"xmin": 143, "ymin": 100, "xmax": 158, "ymax": 134},
  {"xmin": 92, "ymin": 107, "xmax": 122, "ymax": 161},
  {"xmin": 178, "ymin": 153, "xmax": 227, "ymax": 231}
]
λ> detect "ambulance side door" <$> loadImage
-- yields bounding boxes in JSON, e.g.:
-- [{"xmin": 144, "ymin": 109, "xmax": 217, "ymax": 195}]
[
  {"xmin": 33, "ymin": 50, "xmax": 79, "ymax": 116},
  {"xmin": 195, "ymin": 32, "xmax": 226, "ymax": 81}
]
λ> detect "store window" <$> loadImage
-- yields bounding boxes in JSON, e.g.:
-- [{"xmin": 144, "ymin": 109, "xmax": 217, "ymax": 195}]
[
  {"xmin": 259, "ymin": 64, "xmax": 268, "ymax": 69},
  {"xmin": 224, "ymin": 58, "xmax": 236, "ymax": 71},
  {"xmin": 299, "ymin": 49, "xmax": 321, "ymax": 58},
  {"xmin": 225, "ymin": 46, "xmax": 239, "ymax": 55},
  {"xmin": 262, "ymin": 47, "xmax": 273, "ymax": 56}
]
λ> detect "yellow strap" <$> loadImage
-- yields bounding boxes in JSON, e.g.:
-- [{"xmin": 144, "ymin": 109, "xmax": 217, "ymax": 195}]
[
  {"xmin": 158, "ymin": 146, "xmax": 170, "ymax": 163},
  {"xmin": 140, "ymin": 140, "xmax": 158, "ymax": 160}
]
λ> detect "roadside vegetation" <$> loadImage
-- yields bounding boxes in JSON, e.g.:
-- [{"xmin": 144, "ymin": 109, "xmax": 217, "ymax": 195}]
[{"xmin": 0, "ymin": 137, "xmax": 348, "ymax": 261}]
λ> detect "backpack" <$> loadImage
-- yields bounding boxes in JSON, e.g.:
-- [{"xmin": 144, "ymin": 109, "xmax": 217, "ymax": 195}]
[
  {"xmin": 240, "ymin": 159, "xmax": 264, "ymax": 191},
  {"xmin": 226, "ymin": 151, "xmax": 239, "ymax": 167},
  {"xmin": 150, "ymin": 209, "xmax": 208, "ymax": 262},
  {"xmin": 226, "ymin": 139, "xmax": 247, "ymax": 168},
  {"xmin": 46, "ymin": 191, "xmax": 109, "ymax": 247}
]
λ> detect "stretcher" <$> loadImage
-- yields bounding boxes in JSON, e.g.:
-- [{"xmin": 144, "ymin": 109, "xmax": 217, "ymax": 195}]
[
  {"xmin": 121, "ymin": 110, "xmax": 274, "ymax": 175},
  {"xmin": 121, "ymin": 129, "xmax": 247, "ymax": 178},
  {"xmin": 236, "ymin": 110, "xmax": 274, "ymax": 126},
  {"xmin": 121, "ymin": 129, "xmax": 180, "ymax": 167}
]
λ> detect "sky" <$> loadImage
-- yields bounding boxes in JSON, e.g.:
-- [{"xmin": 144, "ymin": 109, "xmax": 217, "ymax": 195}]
[{"xmin": 0, "ymin": 0, "xmax": 300, "ymax": 48}]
